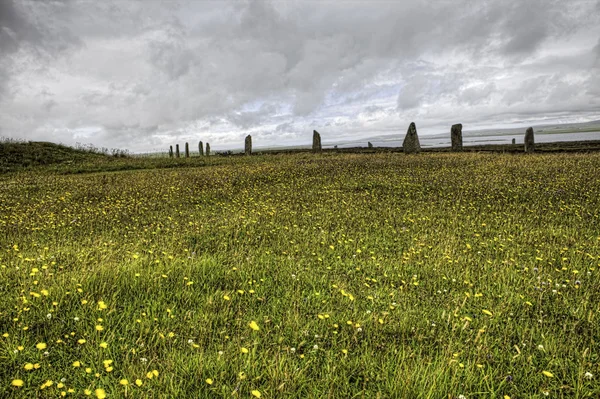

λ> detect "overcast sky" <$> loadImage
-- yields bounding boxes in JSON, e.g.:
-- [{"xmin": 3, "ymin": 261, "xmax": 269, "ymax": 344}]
[{"xmin": 1, "ymin": 0, "xmax": 600, "ymax": 152}]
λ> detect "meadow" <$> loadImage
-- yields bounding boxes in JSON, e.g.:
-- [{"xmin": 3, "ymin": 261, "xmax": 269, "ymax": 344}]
[{"xmin": 1, "ymin": 152, "xmax": 599, "ymax": 398}]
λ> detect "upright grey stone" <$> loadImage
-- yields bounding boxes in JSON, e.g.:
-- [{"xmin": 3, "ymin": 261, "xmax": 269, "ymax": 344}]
[
  {"xmin": 402, "ymin": 122, "xmax": 421, "ymax": 154},
  {"xmin": 169, "ymin": 145, "xmax": 173, "ymax": 158},
  {"xmin": 312, "ymin": 130, "xmax": 322, "ymax": 153},
  {"xmin": 451, "ymin": 123, "xmax": 463, "ymax": 152},
  {"xmin": 512, "ymin": 138, "xmax": 516, "ymax": 145},
  {"xmin": 205, "ymin": 143, "xmax": 210, "ymax": 156},
  {"xmin": 185, "ymin": 142, "xmax": 190, "ymax": 158},
  {"xmin": 199, "ymin": 141, "xmax": 204, "ymax": 156},
  {"xmin": 176, "ymin": 144, "xmax": 180, "ymax": 158},
  {"xmin": 524, "ymin": 127, "xmax": 535, "ymax": 153},
  {"xmin": 245, "ymin": 135, "xmax": 252, "ymax": 155},
  {"xmin": 368, "ymin": 142, "xmax": 373, "ymax": 148}
]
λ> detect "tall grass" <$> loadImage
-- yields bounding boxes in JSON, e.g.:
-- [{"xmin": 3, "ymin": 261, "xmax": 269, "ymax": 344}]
[{"xmin": 1, "ymin": 152, "xmax": 598, "ymax": 398}]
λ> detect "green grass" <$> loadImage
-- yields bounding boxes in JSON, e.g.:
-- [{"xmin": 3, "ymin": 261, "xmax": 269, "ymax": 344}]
[{"xmin": 1, "ymin": 152, "xmax": 599, "ymax": 398}]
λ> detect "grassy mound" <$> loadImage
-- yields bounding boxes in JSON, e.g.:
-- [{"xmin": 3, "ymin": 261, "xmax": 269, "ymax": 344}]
[{"xmin": 0, "ymin": 141, "xmax": 110, "ymax": 172}]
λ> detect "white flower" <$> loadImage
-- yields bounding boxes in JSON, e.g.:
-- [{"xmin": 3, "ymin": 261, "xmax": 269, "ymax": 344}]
[
  {"xmin": 73, "ymin": 317, "xmax": 80, "ymax": 321},
  {"xmin": 584, "ymin": 371, "xmax": 593, "ymax": 380},
  {"xmin": 357, "ymin": 327, "xmax": 363, "ymax": 333},
  {"xmin": 290, "ymin": 347, "xmax": 296, "ymax": 353},
  {"xmin": 46, "ymin": 313, "xmax": 52, "ymax": 319},
  {"xmin": 458, "ymin": 395, "xmax": 466, "ymax": 399},
  {"xmin": 60, "ymin": 378, "xmax": 66, "ymax": 383},
  {"xmin": 140, "ymin": 357, "xmax": 148, "ymax": 363},
  {"xmin": 43, "ymin": 351, "xmax": 49, "ymax": 357},
  {"xmin": 313, "ymin": 345, "xmax": 318, "ymax": 350},
  {"xmin": 537, "ymin": 344, "xmax": 544, "ymax": 351},
  {"xmin": 218, "ymin": 351, "xmax": 224, "ymax": 356},
  {"xmin": 187, "ymin": 339, "xmax": 194, "ymax": 345}
]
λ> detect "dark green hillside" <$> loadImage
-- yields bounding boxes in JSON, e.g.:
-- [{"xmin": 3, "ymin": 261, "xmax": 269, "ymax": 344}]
[{"xmin": 0, "ymin": 141, "xmax": 109, "ymax": 171}]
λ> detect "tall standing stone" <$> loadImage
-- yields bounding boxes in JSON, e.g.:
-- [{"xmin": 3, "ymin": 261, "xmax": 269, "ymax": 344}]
[
  {"xmin": 512, "ymin": 138, "xmax": 516, "ymax": 145},
  {"xmin": 205, "ymin": 143, "xmax": 210, "ymax": 156},
  {"xmin": 402, "ymin": 122, "xmax": 421, "ymax": 154},
  {"xmin": 312, "ymin": 130, "xmax": 322, "ymax": 153},
  {"xmin": 368, "ymin": 142, "xmax": 373, "ymax": 148},
  {"xmin": 169, "ymin": 145, "xmax": 173, "ymax": 158},
  {"xmin": 245, "ymin": 135, "xmax": 252, "ymax": 155},
  {"xmin": 199, "ymin": 141, "xmax": 204, "ymax": 156},
  {"xmin": 524, "ymin": 127, "xmax": 535, "ymax": 153},
  {"xmin": 185, "ymin": 142, "xmax": 190, "ymax": 158},
  {"xmin": 451, "ymin": 123, "xmax": 463, "ymax": 152},
  {"xmin": 176, "ymin": 144, "xmax": 180, "ymax": 158}
]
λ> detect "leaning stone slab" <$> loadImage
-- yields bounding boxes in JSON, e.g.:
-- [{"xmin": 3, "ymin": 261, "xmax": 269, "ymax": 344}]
[
  {"xmin": 451, "ymin": 123, "xmax": 463, "ymax": 151},
  {"xmin": 402, "ymin": 122, "xmax": 421, "ymax": 154},
  {"xmin": 524, "ymin": 127, "xmax": 535, "ymax": 153},
  {"xmin": 312, "ymin": 130, "xmax": 322, "ymax": 153}
]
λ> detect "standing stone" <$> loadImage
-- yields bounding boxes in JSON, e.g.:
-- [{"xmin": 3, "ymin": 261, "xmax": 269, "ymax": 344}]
[
  {"xmin": 205, "ymin": 143, "xmax": 210, "ymax": 156},
  {"xmin": 451, "ymin": 123, "xmax": 463, "ymax": 152},
  {"xmin": 524, "ymin": 127, "xmax": 535, "ymax": 153},
  {"xmin": 199, "ymin": 141, "xmax": 204, "ymax": 156},
  {"xmin": 169, "ymin": 145, "xmax": 173, "ymax": 158},
  {"xmin": 402, "ymin": 122, "xmax": 421, "ymax": 154},
  {"xmin": 312, "ymin": 130, "xmax": 322, "ymax": 153},
  {"xmin": 176, "ymin": 144, "xmax": 180, "ymax": 158},
  {"xmin": 368, "ymin": 142, "xmax": 373, "ymax": 148},
  {"xmin": 185, "ymin": 142, "xmax": 190, "ymax": 158},
  {"xmin": 245, "ymin": 135, "xmax": 252, "ymax": 155},
  {"xmin": 512, "ymin": 138, "xmax": 516, "ymax": 145}
]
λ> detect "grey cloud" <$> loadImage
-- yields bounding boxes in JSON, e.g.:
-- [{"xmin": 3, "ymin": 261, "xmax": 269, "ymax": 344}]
[{"xmin": 1, "ymin": 0, "xmax": 600, "ymax": 152}]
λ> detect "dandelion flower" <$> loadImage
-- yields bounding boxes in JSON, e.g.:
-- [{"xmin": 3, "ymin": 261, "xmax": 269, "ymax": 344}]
[
  {"xmin": 248, "ymin": 321, "xmax": 260, "ymax": 331},
  {"xmin": 11, "ymin": 379, "xmax": 24, "ymax": 387},
  {"xmin": 251, "ymin": 390, "xmax": 261, "ymax": 398},
  {"xmin": 119, "ymin": 379, "xmax": 128, "ymax": 385},
  {"xmin": 482, "ymin": 309, "xmax": 493, "ymax": 317},
  {"xmin": 78, "ymin": 339, "xmax": 86, "ymax": 345},
  {"xmin": 542, "ymin": 370, "xmax": 554, "ymax": 378},
  {"xmin": 36, "ymin": 342, "xmax": 47, "ymax": 350},
  {"xmin": 205, "ymin": 378, "xmax": 213, "ymax": 385},
  {"xmin": 95, "ymin": 325, "xmax": 104, "ymax": 331},
  {"xmin": 95, "ymin": 388, "xmax": 107, "ymax": 398},
  {"xmin": 72, "ymin": 361, "xmax": 81, "ymax": 368},
  {"xmin": 135, "ymin": 379, "xmax": 143, "ymax": 386},
  {"xmin": 97, "ymin": 301, "xmax": 107, "ymax": 310},
  {"xmin": 241, "ymin": 347, "xmax": 249, "ymax": 354},
  {"xmin": 99, "ymin": 342, "xmax": 108, "ymax": 349},
  {"xmin": 24, "ymin": 363, "xmax": 34, "ymax": 370}
]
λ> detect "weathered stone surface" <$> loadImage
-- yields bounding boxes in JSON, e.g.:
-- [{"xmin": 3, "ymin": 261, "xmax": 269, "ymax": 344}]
[
  {"xmin": 312, "ymin": 130, "xmax": 322, "ymax": 153},
  {"xmin": 176, "ymin": 144, "xmax": 180, "ymax": 158},
  {"xmin": 451, "ymin": 123, "xmax": 463, "ymax": 152},
  {"xmin": 512, "ymin": 138, "xmax": 516, "ymax": 145},
  {"xmin": 199, "ymin": 141, "xmax": 204, "ymax": 156},
  {"xmin": 185, "ymin": 142, "xmax": 190, "ymax": 158},
  {"xmin": 205, "ymin": 142, "xmax": 211, "ymax": 156},
  {"xmin": 402, "ymin": 122, "xmax": 421, "ymax": 154},
  {"xmin": 524, "ymin": 127, "xmax": 535, "ymax": 153},
  {"xmin": 169, "ymin": 145, "xmax": 173, "ymax": 158},
  {"xmin": 245, "ymin": 135, "xmax": 252, "ymax": 155},
  {"xmin": 368, "ymin": 142, "xmax": 373, "ymax": 148}
]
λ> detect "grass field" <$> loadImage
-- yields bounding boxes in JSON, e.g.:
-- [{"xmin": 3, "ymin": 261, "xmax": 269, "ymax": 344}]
[{"xmin": 1, "ymin": 152, "xmax": 599, "ymax": 398}]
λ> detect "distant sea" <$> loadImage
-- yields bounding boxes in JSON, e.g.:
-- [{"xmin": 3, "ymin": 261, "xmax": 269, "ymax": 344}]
[{"xmin": 327, "ymin": 131, "xmax": 600, "ymax": 149}]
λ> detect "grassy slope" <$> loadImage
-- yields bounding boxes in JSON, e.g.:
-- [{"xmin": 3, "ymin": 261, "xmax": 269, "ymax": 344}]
[
  {"xmin": 0, "ymin": 152, "xmax": 599, "ymax": 398},
  {"xmin": 0, "ymin": 141, "xmax": 111, "ymax": 171}
]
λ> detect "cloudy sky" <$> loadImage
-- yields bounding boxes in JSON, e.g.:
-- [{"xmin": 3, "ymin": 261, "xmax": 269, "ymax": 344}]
[{"xmin": 1, "ymin": 0, "xmax": 600, "ymax": 152}]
